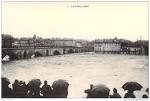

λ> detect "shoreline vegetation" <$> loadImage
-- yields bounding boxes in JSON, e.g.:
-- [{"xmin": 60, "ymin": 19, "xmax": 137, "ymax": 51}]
[{"xmin": 2, "ymin": 77, "xmax": 149, "ymax": 98}]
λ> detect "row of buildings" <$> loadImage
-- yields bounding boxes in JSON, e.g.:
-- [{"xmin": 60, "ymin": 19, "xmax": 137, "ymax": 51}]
[
  {"xmin": 2, "ymin": 34, "xmax": 94, "ymax": 52},
  {"xmin": 2, "ymin": 34, "xmax": 148, "ymax": 55},
  {"xmin": 94, "ymin": 37, "xmax": 148, "ymax": 55}
]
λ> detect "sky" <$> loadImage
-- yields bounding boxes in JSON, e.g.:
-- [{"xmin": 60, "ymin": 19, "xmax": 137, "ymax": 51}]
[{"xmin": 2, "ymin": 1, "xmax": 148, "ymax": 41}]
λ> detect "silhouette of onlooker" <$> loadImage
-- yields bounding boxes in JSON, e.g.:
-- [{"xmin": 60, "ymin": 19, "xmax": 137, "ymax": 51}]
[
  {"xmin": 2, "ymin": 77, "xmax": 12, "ymax": 98},
  {"xmin": 12, "ymin": 80, "xmax": 27, "ymax": 98},
  {"xmin": 142, "ymin": 88, "xmax": 149, "ymax": 98},
  {"xmin": 22, "ymin": 81, "xmax": 28, "ymax": 97},
  {"xmin": 34, "ymin": 86, "xmax": 41, "ymax": 97},
  {"xmin": 18, "ymin": 81, "xmax": 27, "ymax": 97},
  {"xmin": 110, "ymin": 88, "xmax": 121, "ymax": 98},
  {"xmin": 124, "ymin": 90, "xmax": 136, "ymax": 98},
  {"xmin": 12, "ymin": 79, "xmax": 19, "ymax": 97},
  {"xmin": 85, "ymin": 84, "xmax": 94, "ymax": 98},
  {"xmin": 41, "ymin": 80, "xmax": 52, "ymax": 97},
  {"xmin": 17, "ymin": 81, "xmax": 24, "ymax": 97}
]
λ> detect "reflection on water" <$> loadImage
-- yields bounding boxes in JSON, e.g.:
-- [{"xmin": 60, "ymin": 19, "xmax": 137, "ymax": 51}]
[{"xmin": 2, "ymin": 52, "xmax": 149, "ymax": 98}]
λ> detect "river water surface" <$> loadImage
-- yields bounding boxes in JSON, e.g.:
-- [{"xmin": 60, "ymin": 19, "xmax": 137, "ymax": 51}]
[{"xmin": 2, "ymin": 52, "xmax": 149, "ymax": 98}]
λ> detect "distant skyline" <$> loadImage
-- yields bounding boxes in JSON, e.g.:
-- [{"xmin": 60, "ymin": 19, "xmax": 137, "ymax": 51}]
[{"xmin": 2, "ymin": 1, "xmax": 148, "ymax": 41}]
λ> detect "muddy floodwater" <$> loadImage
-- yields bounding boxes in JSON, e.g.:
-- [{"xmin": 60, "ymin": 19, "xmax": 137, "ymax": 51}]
[{"xmin": 2, "ymin": 52, "xmax": 149, "ymax": 98}]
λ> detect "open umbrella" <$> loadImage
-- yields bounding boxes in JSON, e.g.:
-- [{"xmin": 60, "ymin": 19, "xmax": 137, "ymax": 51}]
[
  {"xmin": 52, "ymin": 79, "xmax": 69, "ymax": 98},
  {"xmin": 28, "ymin": 79, "xmax": 41, "ymax": 87},
  {"xmin": 52, "ymin": 79, "xmax": 69, "ymax": 89},
  {"xmin": 122, "ymin": 81, "xmax": 143, "ymax": 91},
  {"xmin": 86, "ymin": 84, "xmax": 110, "ymax": 98}
]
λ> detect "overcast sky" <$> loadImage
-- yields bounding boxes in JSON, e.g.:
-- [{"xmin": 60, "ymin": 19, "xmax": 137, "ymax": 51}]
[{"xmin": 2, "ymin": 1, "xmax": 148, "ymax": 41}]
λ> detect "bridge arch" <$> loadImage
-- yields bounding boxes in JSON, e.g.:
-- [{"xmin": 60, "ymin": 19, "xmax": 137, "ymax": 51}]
[
  {"xmin": 2, "ymin": 50, "xmax": 18, "ymax": 60},
  {"xmin": 53, "ymin": 50, "xmax": 61, "ymax": 55},
  {"xmin": 67, "ymin": 49, "xmax": 74, "ymax": 54},
  {"xmin": 35, "ymin": 51, "xmax": 43, "ymax": 57}
]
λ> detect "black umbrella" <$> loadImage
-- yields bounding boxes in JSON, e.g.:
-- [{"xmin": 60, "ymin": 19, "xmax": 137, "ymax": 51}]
[
  {"xmin": 28, "ymin": 79, "xmax": 41, "ymax": 87},
  {"xmin": 52, "ymin": 79, "xmax": 69, "ymax": 98},
  {"xmin": 86, "ymin": 84, "xmax": 110, "ymax": 98},
  {"xmin": 52, "ymin": 79, "xmax": 69, "ymax": 89},
  {"xmin": 122, "ymin": 81, "xmax": 143, "ymax": 91}
]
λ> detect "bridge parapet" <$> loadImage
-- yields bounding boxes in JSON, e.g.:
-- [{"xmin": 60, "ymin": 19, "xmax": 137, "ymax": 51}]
[{"xmin": 2, "ymin": 46, "xmax": 83, "ymax": 60}]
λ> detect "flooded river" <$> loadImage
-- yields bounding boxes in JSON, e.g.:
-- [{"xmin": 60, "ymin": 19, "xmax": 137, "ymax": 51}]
[{"xmin": 2, "ymin": 52, "xmax": 149, "ymax": 98}]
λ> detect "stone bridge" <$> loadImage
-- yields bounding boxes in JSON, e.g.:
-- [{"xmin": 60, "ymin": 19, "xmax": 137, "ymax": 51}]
[{"xmin": 2, "ymin": 46, "xmax": 82, "ymax": 60}]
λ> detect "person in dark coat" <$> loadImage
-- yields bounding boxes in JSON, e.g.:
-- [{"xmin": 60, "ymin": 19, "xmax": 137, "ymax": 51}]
[
  {"xmin": 12, "ymin": 80, "xmax": 26, "ymax": 98},
  {"xmin": 41, "ymin": 80, "xmax": 52, "ymax": 97},
  {"xmin": 19, "ymin": 81, "xmax": 27, "ymax": 97},
  {"xmin": 22, "ymin": 82, "xmax": 28, "ymax": 97},
  {"xmin": 85, "ymin": 84, "xmax": 93, "ymax": 98},
  {"xmin": 34, "ymin": 85, "xmax": 41, "ymax": 97},
  {"xmin": 124, "ymin": 90, "xmax": 136, "ymax": 98},
  {"xmin": 17, "ymin": 81, "xmax": 24, "ymax": 97},
  {"xmin": 142, "ymin": 88, "xmax": 149, "ymax": 98},
  {"xmin": 12, "ymin": 79, "xmax": 19, "ymax": 97},
  {"xmin": 2, "ymin": 77, "xmax": 12, "ymax": 98},
  {"xmin": 110, "ymin": 88, "xmax": 121, "ymax": 98}
]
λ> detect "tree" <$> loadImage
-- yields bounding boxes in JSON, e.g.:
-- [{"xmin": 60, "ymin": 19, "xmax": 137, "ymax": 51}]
[{"xmin": 2, "ymin": 34, "xmax": 15, "ymax": 48}]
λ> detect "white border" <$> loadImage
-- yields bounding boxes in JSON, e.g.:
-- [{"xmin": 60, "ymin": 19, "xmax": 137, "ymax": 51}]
[{"xmin": 0, "ymin": 0, "xmax": 149, "ymax": 101}]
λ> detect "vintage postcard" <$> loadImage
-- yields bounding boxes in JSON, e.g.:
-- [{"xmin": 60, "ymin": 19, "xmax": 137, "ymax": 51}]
[{"xmin": 1, "ymin": 0, "xmax": 149, "ymax": 99}]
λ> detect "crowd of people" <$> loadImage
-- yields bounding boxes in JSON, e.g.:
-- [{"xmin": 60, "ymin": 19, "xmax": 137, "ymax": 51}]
[
  {"xmin": 2, "ymin": 78, "xmax": 68, "ymax": 98},
  {"xmin": 2, "ymin": 77, "xmax": 149, "ymax": 98}
]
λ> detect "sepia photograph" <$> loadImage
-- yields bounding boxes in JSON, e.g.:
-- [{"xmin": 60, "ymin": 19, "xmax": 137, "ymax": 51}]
[{"xmin": 1, "ymin": 0, "xmax": 149, "ymax": 99}]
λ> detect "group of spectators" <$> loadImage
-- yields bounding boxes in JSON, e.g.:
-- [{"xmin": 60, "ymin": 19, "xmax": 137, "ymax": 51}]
[
  {"xmin": 2, "ymin": 78, "xmax": 68, "ymax": 98},
  {"xmin": 2, "ymin": 77, "xmax": 149, "ymax": 98}
]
